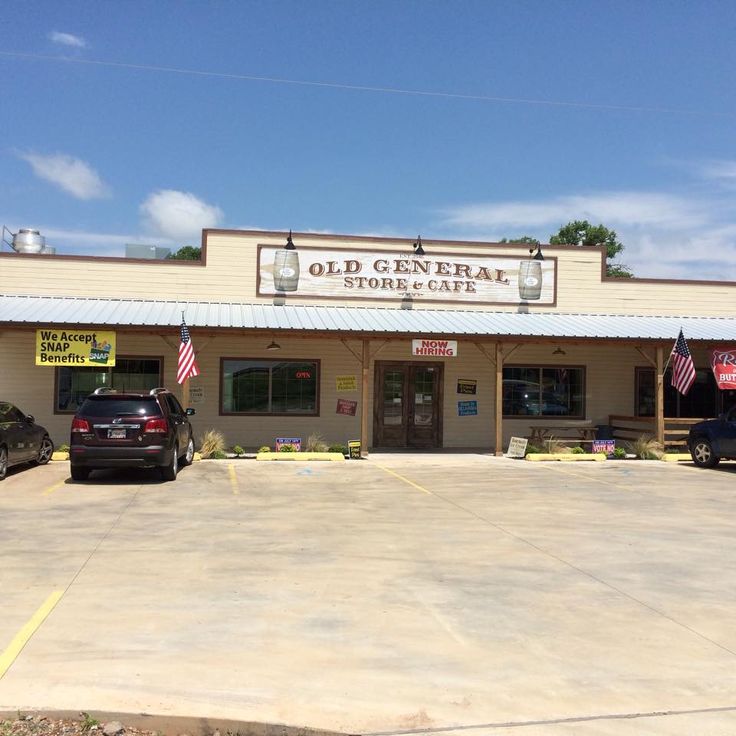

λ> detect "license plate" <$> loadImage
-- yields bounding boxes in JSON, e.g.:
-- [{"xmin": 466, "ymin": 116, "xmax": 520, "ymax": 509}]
[{"xmin": 107, "ymin": 428, "xmax": 126, "ymax": 439}]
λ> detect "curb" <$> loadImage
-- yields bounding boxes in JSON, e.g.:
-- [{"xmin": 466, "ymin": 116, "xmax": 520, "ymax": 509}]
[
  {"xmin": 526, "ymin": 453, "xmax": 606, "ymax": 462},
  {"xmin": 662, "ymin": 453, "xmax": 691, "ymax": 462},
  {"xmin": 256, "ymin": 452, "xmax": 345, "ymax": 462},
  {"xmin": 0, "ymin": 711, "xmax": 345, "ymax": 736}
]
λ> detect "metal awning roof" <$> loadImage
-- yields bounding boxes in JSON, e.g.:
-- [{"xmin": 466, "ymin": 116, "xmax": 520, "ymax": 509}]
[{"xmin": 1, "ymin": 294, "xmax": 734, "ymax": 341}]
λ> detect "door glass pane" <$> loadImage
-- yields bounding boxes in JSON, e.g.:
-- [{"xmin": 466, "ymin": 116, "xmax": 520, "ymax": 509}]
[
  {"xmin": 413, "ymin": 368, "xmax": 434, "ymax": 426},
  {"xmin": 383, "ymin": 370, "xmax": 404, "ymax": 425}
]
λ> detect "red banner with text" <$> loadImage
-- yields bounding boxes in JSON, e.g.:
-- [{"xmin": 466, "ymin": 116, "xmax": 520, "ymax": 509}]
[{"xmin": 710, "ymin": 348, "xmax": 736, "ymax": 389}]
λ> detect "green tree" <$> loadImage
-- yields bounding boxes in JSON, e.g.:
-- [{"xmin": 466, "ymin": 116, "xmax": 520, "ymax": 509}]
[
  {"xmin": 549, "ymin": 220, "xmax": 632, "ymax": 277},
  {"xmin": 166, "ymin": 245, "xmax": 202, "ymax": 261}
]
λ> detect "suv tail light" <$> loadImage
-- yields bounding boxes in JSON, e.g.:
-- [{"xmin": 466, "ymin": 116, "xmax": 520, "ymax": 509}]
[
  {"xmin": 71, "ymin": 417, "xmax": 90, "ymax": 433},
  {"xmin": 144, "ymin": 418, "xmax": 168, "ymax": 434}
]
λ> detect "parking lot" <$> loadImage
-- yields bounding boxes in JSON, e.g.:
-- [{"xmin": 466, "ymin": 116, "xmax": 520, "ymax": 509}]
[{"xmin": 1, "ymin": 455, "xmax": 736, "ymax": 735}]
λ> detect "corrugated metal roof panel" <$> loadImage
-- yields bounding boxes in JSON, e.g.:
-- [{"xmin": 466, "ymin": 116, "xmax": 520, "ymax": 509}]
[{"xmin": 1, "ymin": 294, "xmax": 735, "ymax": 341}]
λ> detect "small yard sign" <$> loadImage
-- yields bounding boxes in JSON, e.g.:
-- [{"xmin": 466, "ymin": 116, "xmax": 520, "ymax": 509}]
[
  {"xmin": 506, "ymin": 437, "xmax": 528, "ymax": 458},
  {"xmin": 276, "ymin": 437, "xmax": 301, "ymax": 451},
  {"xmin": 592, "ymin": 440, "xmax": 615, "ymax": 455}
]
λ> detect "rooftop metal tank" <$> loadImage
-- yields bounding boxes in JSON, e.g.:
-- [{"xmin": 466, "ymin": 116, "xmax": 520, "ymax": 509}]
[{"xmin": 12, "ymin": 228, "xmax": 46, "ymax": 253}]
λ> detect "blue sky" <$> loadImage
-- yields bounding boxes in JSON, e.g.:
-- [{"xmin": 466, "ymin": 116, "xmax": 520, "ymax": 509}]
[{"xmin": 2, "ymin": 0, "xmax": 736, "ymax": 279}]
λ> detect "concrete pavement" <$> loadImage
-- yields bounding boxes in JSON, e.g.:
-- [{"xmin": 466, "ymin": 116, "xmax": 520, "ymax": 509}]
[{"xmin": 1, "ymin": 455, "xmax": 736, "ymax": 734}]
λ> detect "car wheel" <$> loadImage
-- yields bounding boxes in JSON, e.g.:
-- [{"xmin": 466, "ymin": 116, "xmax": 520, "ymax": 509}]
[
  {"xmin": 70, "ymin": 464, "xmax": 90, "ymax": 481},
  {"xmin": 180, "ymin": 435, "xmax": 195, "ymax": 466},
  {"xmin": 160, "ymin": 444, "xmax": 178, "ymax": 481},
  {"xmin": 690, "ymin": 438, "xmax": 719, "ymax": 468},
  {"xmin": 36, "ymin": 436, "xmax": 54, "ymax": 465},
  {"xmin": 0, "ymin": 446, "xmax": 7, "ymax": 481}
]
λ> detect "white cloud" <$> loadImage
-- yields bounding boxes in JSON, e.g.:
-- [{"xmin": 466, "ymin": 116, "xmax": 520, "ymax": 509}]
[
  {"xmin": 436, "ymin": 189, "xmax": 736, "ymax": 280},
  {"xmin": 18, "ymin": 151, "xmax": 110, "ymax": 200},
  {"xmin": 140, "ymin": 190, "xmax": 224, "ymax": 241},
  {"xmin": 698, "ymin": 159, "xmax": 736, "ymax": 184},
  {"xmin": 48, "ymin": 31, "xmax": 86, "ymax": 48},
  {"xmin": 441, "ymin": 192, "xmax": 708, "ymax": 232}
]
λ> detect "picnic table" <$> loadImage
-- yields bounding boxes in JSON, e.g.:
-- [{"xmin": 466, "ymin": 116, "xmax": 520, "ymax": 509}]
[{"xmin": 529, "ymin": 424, "xmax": 597, "ymax": 444}]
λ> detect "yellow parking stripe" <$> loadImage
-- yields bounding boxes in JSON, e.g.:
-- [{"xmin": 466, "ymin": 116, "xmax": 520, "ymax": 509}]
[
  {"xmin": 228, "ymin": 464, "xmax": 239, "ymax": 495},
  {"xmin": 42, "ymin": 480, "xmax": 66, "ymax": 496},
  {"xmin": 371, "ymin": 462, "xmax": 432, "ymax": 495},
  {"xmin": 0, "ymin": 590, "xmax": 63, "ymax": 679}
]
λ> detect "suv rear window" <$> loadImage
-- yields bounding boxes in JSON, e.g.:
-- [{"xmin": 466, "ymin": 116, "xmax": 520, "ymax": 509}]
[{"xmin": 78, "ymin": 397, "xmax": 161, "ymax": 417}]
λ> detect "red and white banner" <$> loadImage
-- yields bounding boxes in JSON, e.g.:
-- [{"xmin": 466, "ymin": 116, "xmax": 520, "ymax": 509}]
[{"xmin": 710, "ymin": 348, "xmax": 736, "ymax": 389}]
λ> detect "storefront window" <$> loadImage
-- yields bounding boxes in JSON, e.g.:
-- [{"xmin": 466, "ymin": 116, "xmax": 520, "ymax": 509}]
[
  {"xmin": 222, "ymin": 359, "xmax": 318, "ymax": 415},
  {"xmin": 56, "ymin": 358, "xmax": 162, "ymax": 413},
  {"xmin": 503, "ymin": 366, "xmax": 584, "ymax": 417},
  {"xmin": 636, "ymin": 367, "xmax": 718, "ymax": 418}
]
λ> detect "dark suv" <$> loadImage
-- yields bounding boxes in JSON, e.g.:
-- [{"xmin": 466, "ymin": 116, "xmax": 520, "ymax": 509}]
[
  {"xmin": 70, "ymin": 388, "xmax": 195, "ymax": 481},
  {"xmin": 688, "ymin": 406, "xmax": 736, "ymax": 468}
]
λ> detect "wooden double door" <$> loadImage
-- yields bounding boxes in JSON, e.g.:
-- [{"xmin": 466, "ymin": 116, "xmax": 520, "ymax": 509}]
[{"xmin": 373, "ymin": 361, "xmax": 443, "ymax": 448}]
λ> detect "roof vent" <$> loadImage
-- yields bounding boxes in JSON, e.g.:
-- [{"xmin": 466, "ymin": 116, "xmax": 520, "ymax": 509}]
[{"xmin": 2, "ymin": 226, "xmax": 54, "ymax": 254}]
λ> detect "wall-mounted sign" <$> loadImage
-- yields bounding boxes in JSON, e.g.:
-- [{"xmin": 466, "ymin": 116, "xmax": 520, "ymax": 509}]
[
  {"xmin": 257, "ymin": 245, "xmax": 556, "ymax": 305},
  {"xmin": 506, "ymin": 437, "xmax": 528, "ymax": 458},
  {"xmin": 457, "ymin": 378, "xmax": 477, "ymax": 394},
  {"xmin": 336, "ymin": 375, "xmax": 357, "ymax": 391},
  {"xmin": 336, "ymin": 399, "xmax": 358, "ymax": 416},
  {"xmin": 710, "ymin": 349, "xmax": 736, "ymax": 389},
  {"xmin": 189, "ymin": 386, "xmax": 205, "ymax": 404},
  {"xmin": 276, "ymin": 437, "xmax": 301, "ymax": 451},
  {"xmin": 36, "ymin": 329, "xmax": 116, "ymax": 366},
  {"xmin": 412, "ymin": 339, "xmax": 457, "ymax": 357},
  {"xmin": 458, "ymin": 400, "xmax": 478, "ymax": 416}
]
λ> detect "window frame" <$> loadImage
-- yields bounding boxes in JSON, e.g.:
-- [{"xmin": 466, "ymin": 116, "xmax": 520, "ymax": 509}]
[
  {"xmin": 53, "ymin": 355, "xmax": 164, "ymax": 414},
  {"xmin": 219, "ymin": 356, "xmax": 321, "ymax": 417},
  {"xmin": 635, "ymin": 365, "xmax": 720, "ymax": 418},
  {"xmin": 502, "ymin": 363, "xmax": 586, "ymax": 419}
]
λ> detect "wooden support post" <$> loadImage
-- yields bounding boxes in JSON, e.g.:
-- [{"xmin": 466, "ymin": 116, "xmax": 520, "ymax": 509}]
[
  {"xmin": 181, "ymin": 377, "xmax": 190, "ymax": 409},
  {"xmin": 361, "ymin": 338, "xmax": 369, "ymax": 457},
  {"xmin": 656, "ymin": 345, "xmax": 664, "ymax": 446},
  {"xmin": 495, "ymin": 342, "xmax": 504, "ymax": 456}
]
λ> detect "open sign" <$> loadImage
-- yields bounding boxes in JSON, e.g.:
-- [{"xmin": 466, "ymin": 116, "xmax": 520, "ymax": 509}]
[{"xmin": 295, "ymin": 370, "xmax": 312, "ymax": 379}]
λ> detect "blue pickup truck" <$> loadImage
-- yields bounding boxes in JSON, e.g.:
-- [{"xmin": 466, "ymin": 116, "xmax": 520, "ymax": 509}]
[{"xmin": 689, "ymin": 407, "xmax": 736, "ymax": 468}]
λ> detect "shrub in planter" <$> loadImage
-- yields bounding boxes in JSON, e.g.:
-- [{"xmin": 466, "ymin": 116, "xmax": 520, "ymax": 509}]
[
  {"xmin": 525, "ymin": 444, "xmax": 544, "ymax": 455},
  {"xmin": 232, "ymin": 445, "xmax": 245, "ymax": 456},
  {"xmin": 258, "ymin": 445, "xmax": 271, "ymax": 453},
  {"xmin": 570, "ymin": 446, "xmax": 585, "ymax": 454},
  {"xmin": 211, "ymin": 450, "xmax": 227, "ymax": 460},
  {"xmin": 329, "ymin": 444, "xmax": 348, "ymax": 455},
  {"xmin": 199, "ymin": 429, "xmax": 226, "ymax": 459},
  {"xmin": 279, "ymin": 444, "xmax": 297, "ymax": 452},
  {"xmin": 627, "ymin": 435, "xmax": 664, "ymax": 460},
  {"xmin": 613, "ymin": 446, "xmax": 627, "ymax": 459},
  {"xmin": 306, "ymin": 432, "xmax": 329, "ymax": 452},
  {"xmin": 58, "ymin": 443, "xmax": 70, "ymax": 453}
]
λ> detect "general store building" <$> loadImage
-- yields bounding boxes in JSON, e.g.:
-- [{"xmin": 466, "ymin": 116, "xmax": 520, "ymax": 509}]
[{"xmin": 2, "ymin": 228, "xmax": 736, "ymax": 454}]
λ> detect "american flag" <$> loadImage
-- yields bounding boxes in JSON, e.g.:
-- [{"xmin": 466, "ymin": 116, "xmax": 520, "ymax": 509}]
[
  {"xmin": 176, "ymin": 319, "xmax": 199, "ymax": 384},
  {"xmin": 671, "ymin": 329, "xmax": 696, "ymax": 396}
]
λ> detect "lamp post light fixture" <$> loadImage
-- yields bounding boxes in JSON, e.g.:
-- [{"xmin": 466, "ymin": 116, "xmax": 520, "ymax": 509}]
[{"xmin": 413, "ymin": 235, "xmax": 425, "ymax": 257}]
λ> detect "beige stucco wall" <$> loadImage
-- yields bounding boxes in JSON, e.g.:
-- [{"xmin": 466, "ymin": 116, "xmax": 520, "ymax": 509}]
[
  {"xmin": 2, "ymin": 329, "xmax": 713, "ymax": 451},
  {"xmin": 1, "ymin": 229, "xmax": 735, "ymax": 316}
]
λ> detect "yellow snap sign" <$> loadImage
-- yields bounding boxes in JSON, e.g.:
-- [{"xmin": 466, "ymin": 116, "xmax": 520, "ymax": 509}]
[{"xmin": 36, "ymin": 329, "xmax": 116, "ymax": 366}]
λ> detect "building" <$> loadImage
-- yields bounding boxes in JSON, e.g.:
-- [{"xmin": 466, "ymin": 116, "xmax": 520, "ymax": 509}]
[{"xmin": 2, "ymin": 228, "xmax": 736, "ymax": 454}]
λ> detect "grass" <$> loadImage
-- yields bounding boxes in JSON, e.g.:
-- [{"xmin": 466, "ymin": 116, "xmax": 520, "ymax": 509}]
[
  {"xmin": 199, "ymin": 429, "xmax": 225, "ymax": 458},
  {"xmin": 627, "ymin": 435, "xmax": 664, "ymax": 460},
  {"xmin": 305, "ymin": 432, "xmax": 329, "ymax": 452}
]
